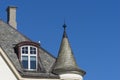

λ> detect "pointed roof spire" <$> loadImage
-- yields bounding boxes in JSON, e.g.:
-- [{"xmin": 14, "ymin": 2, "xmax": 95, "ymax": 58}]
[{"xmin": 53, "ymin": 24, "xmax": 86, "ymax": 76}]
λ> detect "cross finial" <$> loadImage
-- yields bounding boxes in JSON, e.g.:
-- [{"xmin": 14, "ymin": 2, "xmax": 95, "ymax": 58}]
[
  {"xmin": 62, "ymin": 20, "xmax": 68, "ymax": 38},
  {"xmin": 63, "ymin": 19, "xmax": 67, "ymax": 30},
  {"xmin": 63, "ymin": 23, "xmax": 67, "ymax": 30}
]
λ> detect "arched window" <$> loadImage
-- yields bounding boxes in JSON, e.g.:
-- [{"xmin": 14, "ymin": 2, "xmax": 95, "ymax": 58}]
[
  {"xmin": 21, "ymin": 46, "xmax": 37, "ymax": 70},
  {"xmin": 15, "ymin": 41, "xmax": 40, "ymax": 71}
]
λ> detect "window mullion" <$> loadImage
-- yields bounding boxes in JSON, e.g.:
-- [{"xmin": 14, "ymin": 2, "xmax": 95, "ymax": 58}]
[
  {"xmin": 28, "ymin": 46, "xmax": 31, "ymax": 70},
  {"xmin": 36, "ymin": 48, "xmax": 37, "ymax": 69}
]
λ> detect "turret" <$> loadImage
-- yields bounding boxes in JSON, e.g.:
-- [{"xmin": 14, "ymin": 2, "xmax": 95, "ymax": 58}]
[{"xmin": 53, "ymin": 24, "xmax": 86, "ymax": 80}]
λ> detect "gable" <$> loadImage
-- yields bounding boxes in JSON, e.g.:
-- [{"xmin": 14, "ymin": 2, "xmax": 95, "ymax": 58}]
[
  {"xmin": 0, "ymin": 55, "xmax": 17, "ymax": 80},
  {"xmin": 0, "ymin": 47, "xmax": 20, "ymax": 80}
]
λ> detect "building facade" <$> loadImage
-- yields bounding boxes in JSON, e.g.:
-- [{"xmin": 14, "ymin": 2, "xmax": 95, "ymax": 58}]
[{"xmin": 0, "ymin": 6, "xmax": 86, "ymax": 80}]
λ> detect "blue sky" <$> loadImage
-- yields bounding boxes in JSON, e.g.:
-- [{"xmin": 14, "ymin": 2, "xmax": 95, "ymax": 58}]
[{"xmin": 0, "ymin": 0, "xmax": 120, "ymax": 80}]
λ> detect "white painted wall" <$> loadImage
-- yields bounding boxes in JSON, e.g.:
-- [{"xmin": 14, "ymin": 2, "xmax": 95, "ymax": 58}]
[
  {"xmin": 0, "ymin": 55, "xmax": 17, "ymax": 80},
  {"xmin": 60, "ymin": 73, "xmax": 83, "ymax": 80}
]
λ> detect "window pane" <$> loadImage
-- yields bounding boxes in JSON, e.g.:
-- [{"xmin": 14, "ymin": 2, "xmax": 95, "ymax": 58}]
[
  {"xmin": 22, "ymin": 47, "xmax": 28, "ymax": 54},
  {"xmin": 30, "ymin": 56, "xmax": 36, "ymax": 69},
  {"xmin": 22, "ymin": 56, "xmax": 28, "ymax": 69},
  {"xmin": 30, "ymin": 47, "xmax": 36, "ymax": 54}
]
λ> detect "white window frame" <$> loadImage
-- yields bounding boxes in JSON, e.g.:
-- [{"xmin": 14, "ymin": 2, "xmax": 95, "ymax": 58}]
[{"xmin": 21, "ymin": 45, "xmax": 37, "ymax": 71}]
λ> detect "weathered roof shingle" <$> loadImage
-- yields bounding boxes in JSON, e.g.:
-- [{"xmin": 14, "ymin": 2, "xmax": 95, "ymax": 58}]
[{"xmin": 0, "ymin": 20, "xmax": 59, "ymax": 78}]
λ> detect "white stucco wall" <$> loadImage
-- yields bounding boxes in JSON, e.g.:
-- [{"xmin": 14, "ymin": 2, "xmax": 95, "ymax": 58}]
[{"xmin": 0, "ymin": 55, "xmax": 17, "ymax": 80}]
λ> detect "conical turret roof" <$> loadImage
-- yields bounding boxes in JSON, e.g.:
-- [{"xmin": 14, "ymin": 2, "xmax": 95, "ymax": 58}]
[{"xmin": 53, "ymin": 24, "xmax": 86, "ymax": 76}]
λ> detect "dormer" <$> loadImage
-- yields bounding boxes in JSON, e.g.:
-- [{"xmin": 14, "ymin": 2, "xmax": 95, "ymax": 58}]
[{"xmin": 15, "ymin": 41, "xmax": 40, "ymax": 71}]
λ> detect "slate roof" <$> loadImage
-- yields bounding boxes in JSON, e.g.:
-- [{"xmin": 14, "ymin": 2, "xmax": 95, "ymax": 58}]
[
  {"xmin": 53, "ymin": 24, "xmax": 86, "ymax": 76},
  {"xmin": 0, "ymin": 20, "xmax": 59, "ymax": 78}
]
